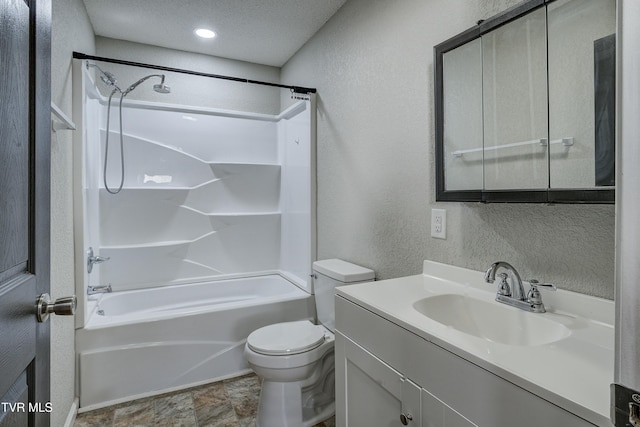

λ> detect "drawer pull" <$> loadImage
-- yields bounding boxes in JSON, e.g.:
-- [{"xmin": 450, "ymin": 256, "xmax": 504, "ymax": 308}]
[{"xmin": 400, "ymin": 413, "xmax": 413, "ymax": 425}]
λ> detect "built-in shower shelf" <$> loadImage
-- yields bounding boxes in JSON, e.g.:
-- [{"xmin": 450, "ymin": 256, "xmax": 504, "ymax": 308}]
[
  {"xmin": 208, "ymin": 162, "xmax": 280, "ymax": 167},
  {"xmin": 101, "ymin": 231, "xmax": 217, "ymax": 250},
  {"xmin": 101, "ymin": 129, "xmax": 280, "ymax": 167},
  {"xmin": 99, "ymin": 162, "xmax": 280, "ymax": 192},
  {"xmin": 100, "ymin": 212, "xmax": 281, "ymax": 250},
  {"xmin": 101, "ymin": 187, "xmax": 229, "ymax": 192},
  {"xmin": 181, "ymin": 209, "xmax": 281, "ymax": 217}
]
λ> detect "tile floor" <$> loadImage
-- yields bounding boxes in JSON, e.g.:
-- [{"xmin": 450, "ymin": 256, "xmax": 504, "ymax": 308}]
[{"xmin": 73, "ymin": 373, "xmax": 335, "ymax": 427}]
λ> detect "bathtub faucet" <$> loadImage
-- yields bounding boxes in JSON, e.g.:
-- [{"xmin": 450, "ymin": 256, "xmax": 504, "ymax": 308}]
[
  {"xmin": 87, "ymin": 247, "xmax": 110, "ymax": 274},
  {"xmin": 87, "ymin": 284, "xmax": 112, "ymax": 295}
]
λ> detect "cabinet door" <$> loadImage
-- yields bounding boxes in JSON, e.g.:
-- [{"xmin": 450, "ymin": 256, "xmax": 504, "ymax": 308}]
[
  {"xmin": 422, "ymin": 388, "xmax": 477, "ymax": 427},
  {"xmin": 335, "ymin": 332, "xmax": 421, "ymax": 427}
]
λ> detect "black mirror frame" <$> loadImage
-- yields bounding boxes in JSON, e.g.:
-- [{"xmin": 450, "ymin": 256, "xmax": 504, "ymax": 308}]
[{"xmin": 434, "ymin": 0, "xmax": 615, "ymax": 204}]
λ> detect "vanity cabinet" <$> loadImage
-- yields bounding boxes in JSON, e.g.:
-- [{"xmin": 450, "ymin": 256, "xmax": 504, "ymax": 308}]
[
  {"xmin": 336, "ymin": 331, "xmax": 475, "ymax": 426},
  {"xmin": 335, "ymin": 296, "xmax": 597, "ymax": 427},
  {"xmin": 336, "ymin": 333, "xmax": 420, "ymax": 426}
]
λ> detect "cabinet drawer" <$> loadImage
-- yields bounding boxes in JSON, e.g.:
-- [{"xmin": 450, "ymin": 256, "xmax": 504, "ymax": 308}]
[{"xmin": 335, "ymin": 295, "xmax": 414, "ymax": 374}]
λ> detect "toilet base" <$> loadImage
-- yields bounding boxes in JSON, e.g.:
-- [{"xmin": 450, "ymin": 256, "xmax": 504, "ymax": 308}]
[
  {"xmin": 245, "ymin": 323, "xmax": 336, "ymax": 427},
  {"xmin": 256, "ymin": 379, "xmax": 334, "ymax": 427}
]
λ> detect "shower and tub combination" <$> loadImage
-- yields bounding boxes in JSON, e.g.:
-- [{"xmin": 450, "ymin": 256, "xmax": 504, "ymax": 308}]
[{"xmin": 71, "ymin": 58, "xmax": 317, "ymax": 410}]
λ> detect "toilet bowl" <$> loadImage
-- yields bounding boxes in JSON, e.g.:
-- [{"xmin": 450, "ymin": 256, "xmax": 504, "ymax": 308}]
[
  {"xmin": 244, "ymin": 259, "xmax": 375, "ymax": 427},
  {"xmin": 245, "ymin": 321, "xmax": 335, "ymax": 427}
]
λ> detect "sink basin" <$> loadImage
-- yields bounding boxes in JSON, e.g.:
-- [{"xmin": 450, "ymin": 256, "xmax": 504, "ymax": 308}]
[{"xmin": 412, "ymin": 294, "xmax": 571, "ymax": 346}]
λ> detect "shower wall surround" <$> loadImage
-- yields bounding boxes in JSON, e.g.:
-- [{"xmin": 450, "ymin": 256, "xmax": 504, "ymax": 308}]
[
  {"xmin": 99, "ymin": 110, "xmax": 282, "ymax": 289},
  {"xmin": 73, "ymin": 60, "xmax": 315, "ymax": 326}
]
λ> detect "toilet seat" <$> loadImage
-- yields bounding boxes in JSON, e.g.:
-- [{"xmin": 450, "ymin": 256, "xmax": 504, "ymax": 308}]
[{"xmin": 247, "ymin": 320, "xmax": 326, "ymax": 356}]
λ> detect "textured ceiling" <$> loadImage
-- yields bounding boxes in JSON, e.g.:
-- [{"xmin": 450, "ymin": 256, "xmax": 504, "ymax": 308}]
[{"xmin": 82, "ymin": 0, "xmax": 347, "ymax": 67}]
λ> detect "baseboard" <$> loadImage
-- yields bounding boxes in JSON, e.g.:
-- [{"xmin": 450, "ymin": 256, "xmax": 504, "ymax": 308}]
[{"xmin": 63, "ymin": 398, "xmax": 79, "ymax": 427}]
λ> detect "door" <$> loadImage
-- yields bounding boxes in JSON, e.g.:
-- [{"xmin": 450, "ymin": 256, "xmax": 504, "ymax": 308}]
[
  {"xmin": 421, "ymin": 389, "xmax": 477, "ymax": 427},
  {"xmin": 0, "ymin": 0, "xmax": 52, "ymax": 426},
  {"xmin": 335, "ymin": 332, "xmax": 421, "ymax": 427},
  {"xmin": 614, "ymin": 1, "xmax": 640, "ymax": 425}
]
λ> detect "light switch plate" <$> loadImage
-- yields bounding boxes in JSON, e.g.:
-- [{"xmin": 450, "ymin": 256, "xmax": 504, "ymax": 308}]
[{"xmin": 431, "ymin": 209, "xmax": 446, "ymax": 239}]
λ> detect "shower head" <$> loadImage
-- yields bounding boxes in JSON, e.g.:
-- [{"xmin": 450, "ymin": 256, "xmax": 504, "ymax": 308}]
[
  {"xmin": 153, "ymin": 83, "xmax": 171, "ymax": 94},
  {"xmin": 100, "ymin": 71, "xmax": 118, "ymax": 88},
  {"xmin": 87, "ymin": 62, "xmax": 122, "ymax": 92},
  {"xmin": 153, "ymin": 74, "xmax": 170, "ymax": 93},
  {"xmin": 123, "ymin": 74, "xmax": 170, "ymax": 96}
]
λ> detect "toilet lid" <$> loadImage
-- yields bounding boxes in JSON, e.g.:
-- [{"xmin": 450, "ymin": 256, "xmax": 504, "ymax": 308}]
[{"xmin": 247, "ymin": 320, "xmax": 326, "ymax": 356}]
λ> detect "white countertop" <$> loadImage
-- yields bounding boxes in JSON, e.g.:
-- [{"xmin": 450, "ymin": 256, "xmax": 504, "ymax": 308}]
[{"xmin": 336, "ymin": 260, "xmax": 614, "ymax": 427}]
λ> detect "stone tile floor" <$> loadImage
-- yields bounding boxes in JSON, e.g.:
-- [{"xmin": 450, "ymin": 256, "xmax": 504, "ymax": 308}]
[{"xmin": 74, "ymin": 373, "xmax": 335, "ymax": 427}]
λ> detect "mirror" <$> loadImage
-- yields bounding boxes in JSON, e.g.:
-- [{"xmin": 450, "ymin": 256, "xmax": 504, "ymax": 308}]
[
  {"xmin": 435, "ymin": 0, "xmax": 616, "ymax": 203},
  {"xmin": 443, "ymin": 38, "xmax": 483, "ymax": 192},
  {"xmin": 547, "ymin": 0, "xmax": 616, "ymax": 189},
  {"xmin": 482, "ymin": 8, "xmax": 548, "ymax": 191}
]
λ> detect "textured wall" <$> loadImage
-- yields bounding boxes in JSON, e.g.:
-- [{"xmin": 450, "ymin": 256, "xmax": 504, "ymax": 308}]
[
  {"xmin": 94, "ymin": 37, "xmax": 282, "ymax": 115},
  {"xmin": 281, "ymin": 0, "xmax": 615, "ymax": 299},
  {"xmin": 51, "ymin": 0, "xmax": 96, "ymax": 425}
]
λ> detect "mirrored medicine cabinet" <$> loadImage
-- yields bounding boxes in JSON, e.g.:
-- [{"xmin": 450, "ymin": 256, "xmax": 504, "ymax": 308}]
[{"xmin": 435, "ymin": 0, "xmax": 616, "ymax": 203}]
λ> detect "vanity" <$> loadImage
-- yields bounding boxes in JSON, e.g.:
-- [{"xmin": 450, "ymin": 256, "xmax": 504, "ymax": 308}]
[{"xmin": 334, "ymin": 261, "xmax": 613, "ymax": 426}]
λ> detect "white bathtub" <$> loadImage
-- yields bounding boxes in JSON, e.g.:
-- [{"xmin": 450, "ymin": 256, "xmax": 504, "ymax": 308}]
[{"xmin": 76, "ymin": 274, "xmax": 314, "ymax": 410}]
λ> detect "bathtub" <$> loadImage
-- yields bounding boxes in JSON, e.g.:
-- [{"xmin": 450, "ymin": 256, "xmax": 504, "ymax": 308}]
[{"xmin": 76, "ymin": 274, "xmax": 314, "ymax": 410}]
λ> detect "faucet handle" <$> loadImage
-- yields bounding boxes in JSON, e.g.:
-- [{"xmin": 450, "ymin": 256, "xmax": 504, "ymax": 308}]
[
  {"xmin": 527, "ymin": 279, "xmax": 557, "ymax": 291},
  {"xmin": 496, "ymin": 273, "xmax": 511, "ymax": 297},
  {"xmin": 526, "ymin": 279, "xmax": 556, "ymax": 307}
]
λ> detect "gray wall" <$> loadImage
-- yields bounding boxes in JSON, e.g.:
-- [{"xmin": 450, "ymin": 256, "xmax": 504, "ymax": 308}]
[
  {"xmin": 281, "ymin": 0, "xmax": 615, "ymax": 299},
  {"xmin": 95, "ymin": 37, "xmax": 282, "ymax": 114},
  {"xmin": 51, "ymin": 0, "xmax": 95, "ymax": 425}
]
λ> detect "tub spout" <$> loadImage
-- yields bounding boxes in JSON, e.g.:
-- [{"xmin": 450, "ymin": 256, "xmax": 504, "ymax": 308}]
[{"xmin": 87, "ymin": 284, "xmax": 112, "ymax": 295}]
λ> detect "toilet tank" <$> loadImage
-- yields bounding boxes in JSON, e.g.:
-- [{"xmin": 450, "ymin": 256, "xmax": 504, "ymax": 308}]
[{"xmin": 313, "ymin": 259, "xmax": 375, "ymax": 332}]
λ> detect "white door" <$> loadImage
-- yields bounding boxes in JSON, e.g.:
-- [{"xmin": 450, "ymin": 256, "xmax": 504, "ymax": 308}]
[
  {"xmin": 335, "ymin": 332, "xmax": 420, "ymax": 427},
  {"xmin": 422, "ymin": 388, "xmax": 477, "ymax": 427}
]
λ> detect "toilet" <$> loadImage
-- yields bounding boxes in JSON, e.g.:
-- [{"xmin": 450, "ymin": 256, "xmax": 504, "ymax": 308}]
[{"xmin": 244, "ymin": 259, "xmax": 375, "ymax": 427}]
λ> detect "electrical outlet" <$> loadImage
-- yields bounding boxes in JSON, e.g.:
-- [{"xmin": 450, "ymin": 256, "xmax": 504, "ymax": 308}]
[{"xmin": 431, "ymin": 209, "xmax": 446, "ymax": 239}]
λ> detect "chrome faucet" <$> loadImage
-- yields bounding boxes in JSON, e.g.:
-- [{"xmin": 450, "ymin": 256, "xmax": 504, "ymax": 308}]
[
  {"xmin": 87, "ymin": 284, "xmax": 112, "ymax": 295},
  {"xmin": 484, "ymin": 261, "xmax": 525, "ymax": 300},
  {"xmin": 484, "ymin": 261, "xmax": 556, "ymax": 313}
]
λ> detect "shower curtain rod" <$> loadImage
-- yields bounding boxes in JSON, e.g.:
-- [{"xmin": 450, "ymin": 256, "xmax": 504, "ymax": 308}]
[{"xmin": 72, "ymin": 52, "xmax": 317, "ymax": 94}]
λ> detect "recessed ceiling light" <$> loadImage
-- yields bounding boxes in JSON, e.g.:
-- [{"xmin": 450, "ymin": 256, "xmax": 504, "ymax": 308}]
[{"xmin": 195, "ymin": 28, "xmax": 216, "ymax": 39}]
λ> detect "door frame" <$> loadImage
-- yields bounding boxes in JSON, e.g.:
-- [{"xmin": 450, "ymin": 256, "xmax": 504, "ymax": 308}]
[{"xmin": 32, "ymin": 0, "xmax": 53, "ymax": 424}]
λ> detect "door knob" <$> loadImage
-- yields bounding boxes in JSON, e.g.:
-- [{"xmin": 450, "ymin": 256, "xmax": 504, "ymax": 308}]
[
  {"xmin": 400, "ymin": 413, "xmax": 413, "ymax": 425},
  {"xmin": 630, "ymin": 402, "xmax": 640, "ymax": 427},
  {"xmin": 36, "ymin": 293, "xmax": 77, "ymax": 323}
]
